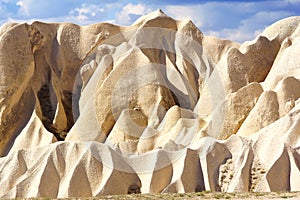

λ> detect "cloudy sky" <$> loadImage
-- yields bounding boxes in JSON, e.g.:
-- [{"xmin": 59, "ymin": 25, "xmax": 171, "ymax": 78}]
[{"xmin": 0, "ymin": 0, "xmax": 300, "ymax": 42}]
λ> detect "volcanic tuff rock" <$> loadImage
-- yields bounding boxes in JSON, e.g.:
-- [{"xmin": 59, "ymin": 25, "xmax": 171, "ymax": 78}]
[{"xmin": 0, "ymin": 10, "xmax": 300, "ymax": 198}]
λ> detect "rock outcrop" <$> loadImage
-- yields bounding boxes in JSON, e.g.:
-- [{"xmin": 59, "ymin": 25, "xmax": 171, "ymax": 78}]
[{"xmin": 0, "ymin": 10, "xmax": 300, "ymax": 198}]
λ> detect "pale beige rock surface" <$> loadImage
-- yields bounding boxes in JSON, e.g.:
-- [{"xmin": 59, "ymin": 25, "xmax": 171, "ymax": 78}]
[{"xmin": 0, "ymin": 11, "xmax": 300, "ymax": 198}]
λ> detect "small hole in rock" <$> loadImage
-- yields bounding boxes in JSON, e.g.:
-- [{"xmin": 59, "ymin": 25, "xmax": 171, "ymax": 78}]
[{"xmin": 128, "ymin": 184, "xmax": 141, "ymax": 194}]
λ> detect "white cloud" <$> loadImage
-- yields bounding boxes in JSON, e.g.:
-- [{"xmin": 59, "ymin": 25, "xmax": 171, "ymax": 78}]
[
  {"xmin": 165, "ymin": 2, "xmax": 256, "ymax": 29},
  {"xmin": 16, "ymin": 0, "xmax": 77, "ymax": 18},
  {"xmin": 1, "ymin": 0, "xmax": 299, "ymax": 43},
  {"xmin": 70, "ymin": 4, "xmax": 104, "ymax": 17},
  {"xmin": 209, "ymin": 11, "xmax": 294, "ymax": 42},
  {"xmin": 0, "ymin": 2, "xmax": 118, "ymax": 26},
  {"xmin": 165, "ymin": 5, "xmax": 203, "ymax": 27},
  {"xmin": 69, "ymin": 3, "xmax": 105, "ymax": 24},
  {"xmin": 285, "ymin": 0, "xmax": 300, "ymax": 4},
  {"xmin": 16, "ymin": 0, "xmax": 33, "ymax": 16},
  {"xmin": 116, "ymin": 3, "xmax": 152, "ymax": 25},
  {"xmin": 165, "ymin": 1, "xmax": 298, "ymax": 43},
  {"xmin": 15, "ymin": 0, "xmax": 21, "ymax": 6}
]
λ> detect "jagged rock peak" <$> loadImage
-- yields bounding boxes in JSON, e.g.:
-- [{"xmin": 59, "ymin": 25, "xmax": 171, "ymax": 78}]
[{"xmin": 0, "ymin": 11, "xmax": 300, "ymax": 198}]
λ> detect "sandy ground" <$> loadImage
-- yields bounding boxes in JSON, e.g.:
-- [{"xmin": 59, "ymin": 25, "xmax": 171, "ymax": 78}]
[{"xmin": 50, "ymin": 192, "xmax": 300, "ymax": 200}]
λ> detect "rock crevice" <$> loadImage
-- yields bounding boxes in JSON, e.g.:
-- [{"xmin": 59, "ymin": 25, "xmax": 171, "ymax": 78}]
[{"xmin": 0, "ymin": 10, "xmax": 300, "ymax": 198}]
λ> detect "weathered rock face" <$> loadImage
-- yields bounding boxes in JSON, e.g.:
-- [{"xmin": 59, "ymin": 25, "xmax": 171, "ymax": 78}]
[{"xmin": 0, "ymin": 10, "xmax": 300, "ymax": 198}]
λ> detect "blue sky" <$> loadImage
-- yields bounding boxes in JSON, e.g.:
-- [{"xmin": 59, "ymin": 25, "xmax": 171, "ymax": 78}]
[{"xmin": 0, "ymin": 0, "xmax": 300, "ymax": 42}]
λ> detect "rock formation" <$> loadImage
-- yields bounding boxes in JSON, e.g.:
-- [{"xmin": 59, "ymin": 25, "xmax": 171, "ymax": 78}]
[{"xmin": 0, "ymin": 10, "xmax": 300, "ymax": 198}]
